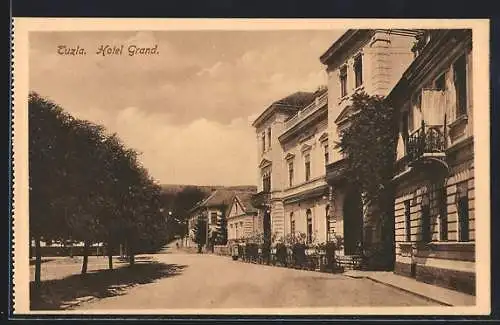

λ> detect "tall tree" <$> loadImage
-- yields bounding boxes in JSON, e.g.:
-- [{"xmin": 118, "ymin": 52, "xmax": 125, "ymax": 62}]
[
  {"xmin": 28, "ymin": 92, "xmax": 73, "ymax": 288},
  {"xmin": 192, "ymin": 215, "xmax": 207, "ymax": 253},
  {"xmin": 335, "ymin": 92, "xmax": 398, "ymax": 269}
]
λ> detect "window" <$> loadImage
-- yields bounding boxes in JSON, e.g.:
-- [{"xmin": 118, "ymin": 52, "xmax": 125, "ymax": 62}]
[
  {"xmin": 305, "ymin": 154, "xmax": 311, "ymax": 182},
  {"xmin": 421, "ymin": 196, "xmax": 431, "ymax": 243},
  {"xmin": 402, "ymin": 111, "xmax": 409, "ymax": 152},
  {"xmin": 324, "ymin": 145, "xmax": 329, "ymax": 165},
  {"xmin": 210, "ymin": 212, "xmax": 218, "ymax": 225},
  {"xmin": 288, "ymin": 162, "xmax": 294, "ymax": 187},
  {"xmin": 439, "ymin": 187, "xmax": 448, "ymax": 241},
  {"xmin": 354, "ymin": 55, "xmax": 363, "ymax": 88},
  {"xmin": 340, "ymin": 66, "xmax": 348, "ymax": 98},
  {"xmin": 261, "ymin": 132, "xmax": 266, "ymax": 153},
  {"xmin": 267, "ymin": 128, "xmax": 272, "ymax": 150},
  {"xmin": 290, "ymin": 212, "xmax": 295, "ymax": 236},
  {"xmin": 435, "ymin": 73, "xmax": 446, "ymax": 91},
  {"xmin": 263, "ymin": 174, "xmax": 271, "ymax": 192},
  {"xmin": 306, "ymin": 209, "xmax": 313, "ymax": 244},
  {"xmin": 404, "ymin": 200, "xmax": 411, "ymax": 242},
  {"xmin": 457, "ymin": 181, "xmax": 469, "ymax": 242},
  {"xmin": 453, "ymin": 54, "xmax": 467, "ymax": 117}
]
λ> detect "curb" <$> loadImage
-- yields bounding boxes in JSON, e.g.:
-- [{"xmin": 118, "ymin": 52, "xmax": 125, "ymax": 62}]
[{"xmin": 343, "ymin": 274, "xmax": 451, "ymax": 306}]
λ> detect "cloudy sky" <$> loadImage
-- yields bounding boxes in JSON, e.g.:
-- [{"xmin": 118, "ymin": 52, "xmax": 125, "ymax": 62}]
[{"xmin": 29, "ymin": 30, "xmax": 344, "ymax": 186}]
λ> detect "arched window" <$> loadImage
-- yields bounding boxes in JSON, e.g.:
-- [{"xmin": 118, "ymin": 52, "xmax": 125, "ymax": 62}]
[
  {"xmin": 290, "ymin": 212, "xmax": 295, "ymax": 237},
  {"xmin": 306, "ymin": 209, "xmax": 313, "ymax": 244}
]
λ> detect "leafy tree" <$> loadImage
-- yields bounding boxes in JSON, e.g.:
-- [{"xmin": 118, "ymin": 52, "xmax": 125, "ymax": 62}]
[
  {"xmin": 29, "ymin": 92, "xmax": 72, "ymax": 287},
  {"xmin": 192, "ymin": 215, "xmax": 207, "ymax": 253},
  {"xmin": 335, "ymin": 92, "xmax": 398, "ymax": 269},
  {"xmin": 29, "ymin": 92, "xmax": 170, "ymax": 284},
  {"xmin": 213, "ymin": 209, "xmax": 228, "ymax": 246}
]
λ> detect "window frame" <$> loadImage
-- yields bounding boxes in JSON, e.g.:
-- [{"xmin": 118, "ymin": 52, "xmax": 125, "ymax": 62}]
[
  {"xmin": 456, "ymin": 181, "xmax": 470, "ymax": 242},
  {"xmin": 304, "ymin": 154, "xmax": 311, "ymax": 182},
  {"xmin": 339, "ymin": 65, "xmax": 348, "ymax": 98},
  {"xmin": 288, "ymin": 161, "xmax": 294, "ymax": 187},
  {"xmin": 404, "ymin": 200, "xmax": 411, "ymax": 242},
  {"xmin": 306, "ymin": 209, "xmax": 313, "ymax": 244},
  {"xmin": 354, "ymin": 54, "xmax": 363, "ymax": 89},
  {"xmin": 453, "ymin": 53, "xmax": 468, "ymax": 118}
]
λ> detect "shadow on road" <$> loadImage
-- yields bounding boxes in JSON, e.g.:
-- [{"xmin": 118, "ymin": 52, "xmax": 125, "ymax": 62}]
[
  {"xmin": 29, "ymin": 258, "xmax": 55, "ymax": 266},
  {"xmin": 30, "ymin": 261, "xmax": 187, "ymax": 310}
]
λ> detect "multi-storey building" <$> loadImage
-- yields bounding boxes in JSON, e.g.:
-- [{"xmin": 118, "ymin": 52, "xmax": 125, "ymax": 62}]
[
  {"xmin": 319, "ymin": 29, "xmax": 420, "ymax": 259},
  {"xmin": 251, "ymin": 92, "xmax": 319, "ymax": 245},
  {"xmin": 279, "ymin": 87, "xmax": 330, "ymax": 245},
  {"xmin": 387, "ymin": 29, "xmax": 475, "ymax": 295}
]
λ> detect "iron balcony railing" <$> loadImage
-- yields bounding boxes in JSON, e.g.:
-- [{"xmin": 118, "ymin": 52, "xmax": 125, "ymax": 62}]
[{"xmin": 406, "ymin": 121, "xmax": 446, "ymax": 162}]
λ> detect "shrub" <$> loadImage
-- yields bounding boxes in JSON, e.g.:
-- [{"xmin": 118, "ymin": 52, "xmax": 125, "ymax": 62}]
[{"xmin": 275, "ymin": 242, "xmax": 288, "ymax": 266}]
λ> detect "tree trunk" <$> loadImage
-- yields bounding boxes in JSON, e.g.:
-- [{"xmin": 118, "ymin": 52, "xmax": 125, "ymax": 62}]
[
  {"xmin": 34, "ymin": 235, "xmax": 42, "ymax": 289},
  {"xmin": 107, "ymin": 243, "xmax": 113, "ymax": 270},
  {"xmin": 129, "ymin": 243, "xmax": 135, "ymax": 266},
  {"xmin": 81, "ymin": 240, "xmax": 90, "ymax": 275}
]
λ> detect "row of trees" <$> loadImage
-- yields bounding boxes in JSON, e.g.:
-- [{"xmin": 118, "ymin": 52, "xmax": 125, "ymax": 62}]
[{"xmin": 29, "ymin": 92, "xmax": 169, "ymax": 288}]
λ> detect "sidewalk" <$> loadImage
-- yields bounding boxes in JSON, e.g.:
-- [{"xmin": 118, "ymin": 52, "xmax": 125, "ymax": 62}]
[{"xmin": 343, "ymin": 270, "xmax": 476, "ymax": 306}]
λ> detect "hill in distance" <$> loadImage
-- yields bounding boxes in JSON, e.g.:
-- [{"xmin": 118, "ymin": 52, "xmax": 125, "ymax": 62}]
[{"xmin": 160, "ymin": 184, "xmax": 258, "ymax": 197}]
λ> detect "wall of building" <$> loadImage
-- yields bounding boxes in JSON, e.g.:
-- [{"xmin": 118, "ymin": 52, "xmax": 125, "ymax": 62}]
[
  {"xmin": 227, "ymin": 214, "xmax": 258, "ymax": 241},
  {"xmin": 393, "ymin": 38, "xmax": 475, "ymax": 294},
  {"xmin": 394, "ymin": 144, "xmax": 475, "ymax": 294},
  {"xmin": 281, "ymin": 119, "xmax": 329, "ymax": 189},
  {"xmin": 283, "ymin": 197, "xmax": 330, "ymax": 243},
  {"xmin": 327, "ymin": 32, "xmax": 416, "ymax": 168},
  {"xmin": 255, "ymin": 113, "xmax": 290, "ymax": 194}
]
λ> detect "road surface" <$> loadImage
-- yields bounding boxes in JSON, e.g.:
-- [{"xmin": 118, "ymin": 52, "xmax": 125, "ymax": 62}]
[{"xmin": 71, "ymin": 251, "xmax": 438, "ymax": 309}]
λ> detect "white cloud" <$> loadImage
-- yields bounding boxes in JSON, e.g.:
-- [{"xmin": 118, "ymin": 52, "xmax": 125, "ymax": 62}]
[{"xmin": 70, "ymin": 105, "xmax": 258, "ymax": 186}]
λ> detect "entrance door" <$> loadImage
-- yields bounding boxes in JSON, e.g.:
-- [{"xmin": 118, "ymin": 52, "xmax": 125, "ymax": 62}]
[{"xmin": 343, "ymin": 190, "xmax": 363, "ymax": 255}]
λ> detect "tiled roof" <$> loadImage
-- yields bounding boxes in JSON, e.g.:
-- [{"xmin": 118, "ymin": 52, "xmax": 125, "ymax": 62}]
[
  {"xmin": 234, "ymin": 191, "xmax": 258, "ymax": 214},
  {"xmin": 274, "ymin": 91, "xmax": 316, "ymax": 108},
  {"xmin": 252, "ymin": 91, "xmax": 316, "ymax": 127},
  {"xmin": 190, "ymin": 187, "xmax": 257, "ymax": 212}
]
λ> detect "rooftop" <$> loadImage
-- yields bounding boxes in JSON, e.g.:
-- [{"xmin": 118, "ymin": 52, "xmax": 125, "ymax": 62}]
[{"xmin": 252, "ymin": 91, "xmax": 317, "ymax": 128}]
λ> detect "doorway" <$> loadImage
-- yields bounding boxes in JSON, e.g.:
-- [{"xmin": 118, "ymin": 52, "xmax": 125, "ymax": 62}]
[{"xmin": 343, "ymin": 189, "xmax": 363, "ymax": 255}]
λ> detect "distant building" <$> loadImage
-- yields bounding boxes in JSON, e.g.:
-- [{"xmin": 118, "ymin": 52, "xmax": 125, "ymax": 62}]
[
  {"xmin": 226, "ymin": 192, "xmax": 260, "ymax": 243},
  {"xmin": 388, "ymin": 29, "xmax": 475, "ymax": 295},
  {"xmin": 187, "ymin": 188, "xmax": 257, "ymax": 249}
]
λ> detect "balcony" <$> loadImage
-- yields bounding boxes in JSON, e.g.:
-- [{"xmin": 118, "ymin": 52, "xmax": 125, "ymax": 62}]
[
  {"xmin": 283, "ymin": 176, "xmax": 328, "ymax": 204},
  {"xmin": 279, "ymin": 92, "xmax": 328, "ymax": 143},
  {"xmin": 325, "ymin": 158, "xmax": 348, "ymax": 185},
  {"xmin": 406, "ymin": 121, "xmax": 446, "ymax": 164},
  {"xmin": 251, "ymin": 191, "xmax": 271, "ymax": 209}
]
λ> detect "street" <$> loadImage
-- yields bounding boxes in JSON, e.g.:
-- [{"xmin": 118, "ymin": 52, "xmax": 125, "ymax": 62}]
[{"xmin": 64, "ymin": 250, "xmax": 438, "ymax": 309}]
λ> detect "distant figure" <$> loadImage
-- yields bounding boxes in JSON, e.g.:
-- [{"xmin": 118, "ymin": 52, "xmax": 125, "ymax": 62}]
[{"xmin": 176, "ymin": 242, "xmax": 179, "ymax": 249}]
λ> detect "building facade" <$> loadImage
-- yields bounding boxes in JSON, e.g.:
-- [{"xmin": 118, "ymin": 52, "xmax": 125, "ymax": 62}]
[
  {"xmin": 320, "ymin": 29, "xmax": 420, "ymax": 258},
  {"xmin": 251, "ymin": 92, "xmax": 319, "ymax": 246},
  {"xmin": 187, "ymin": 189, "xmax": 237, "ymax": 249},
  {"xmin": 278, "ymin": 87, "xmax": 331, "ymax": 245},
  {"xmin": 388, "ymin": 29, "xmax": 475, "ymax": 295},
  {"xmin": 227, "ymin": 193, "xmax": 260, "ymax": 243}
]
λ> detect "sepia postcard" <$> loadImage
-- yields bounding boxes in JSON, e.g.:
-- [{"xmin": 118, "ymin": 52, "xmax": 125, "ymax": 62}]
[{"xmin": 11, "ymin": 18, "xmax": 491, "ymax": 316}]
